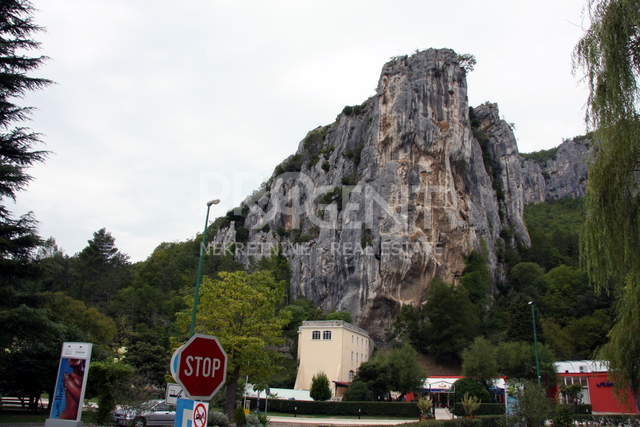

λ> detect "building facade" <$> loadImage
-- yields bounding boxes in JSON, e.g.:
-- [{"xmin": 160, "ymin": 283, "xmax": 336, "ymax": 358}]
[
  {"xmin": 294, "ymin": 320, "xmax": 372, "ymax": 398},
  {"xmin": 554, "ymin": 360, "xmax": 636, "ymax": 414}
]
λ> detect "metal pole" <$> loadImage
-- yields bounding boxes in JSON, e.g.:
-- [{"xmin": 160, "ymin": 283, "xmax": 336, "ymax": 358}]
[
  {"xmin": 189, "ymin": 199, "xmax": 220, "ymax": 337},
  {"xmin": 529, "ymin": 301, "xmax": 541, "ymax": 385}
]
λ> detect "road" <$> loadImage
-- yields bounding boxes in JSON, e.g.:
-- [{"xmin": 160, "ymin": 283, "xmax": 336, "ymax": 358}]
[{"xmin": 266, "ymin": 408, "xmax": 454, "ymax": 427}]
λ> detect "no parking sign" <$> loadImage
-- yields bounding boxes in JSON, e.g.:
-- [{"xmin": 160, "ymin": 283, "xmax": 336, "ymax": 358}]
[{"xmin": 175, "ymin": 398, "xmax": 209, "ymax": 427}]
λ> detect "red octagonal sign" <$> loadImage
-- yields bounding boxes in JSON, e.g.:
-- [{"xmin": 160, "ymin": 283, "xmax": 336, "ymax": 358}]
[{"xmin": 171, "ymin": 334, "xmax": 228, "ymax": 400}]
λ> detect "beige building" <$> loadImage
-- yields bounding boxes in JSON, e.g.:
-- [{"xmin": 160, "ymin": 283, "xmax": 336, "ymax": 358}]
[{"xmin": 294, "ymin": 320, "xmax": 372, "ymax": 398}]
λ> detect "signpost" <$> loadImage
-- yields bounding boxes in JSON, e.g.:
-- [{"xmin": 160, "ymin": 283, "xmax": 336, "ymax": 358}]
[
  {"xmin": 165, "ymin": 383, "xmax": 184, "ymax": 405},
  {"xmin": 170, "ymin": 334, "xmax": 228, "ymax": 401},
  {"xmin": 175, "ymin": 398, "xmax": 209, "ymax": 427}
]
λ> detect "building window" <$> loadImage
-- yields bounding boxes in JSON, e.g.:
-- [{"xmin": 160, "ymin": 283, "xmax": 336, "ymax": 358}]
[
  {"xmin": 352, "ymin": 335, "xmax": 354, "ymax": 343},
  {"xmin": 351, "ymin": 351, "xmax": 353, "ymax": 361},
  {"xmin": 323, "ymin": 330, "xmax": 332, "ymax": 340},
  {"xmin": 312, "ymin": 330, "xmax": 321, "ymax": 340},
  {"xmin": 564, "ymin": 376, "xmax": 588, "ymax": 387},
  {"xmin": 356, "ymin": 353, "xmax": 359, "ymax": 362},
  {"xmin": 349, "ymin": 370, "xmax": 354, "ymax": 381}
]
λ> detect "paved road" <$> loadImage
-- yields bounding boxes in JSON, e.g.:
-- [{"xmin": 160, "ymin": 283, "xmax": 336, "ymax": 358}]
[
  {"xmin": 267, "ymin": 416, "xmax": 413, "ymax": 427},
  {"xmin": 267, "ymin": 408, "xmax": 454, "ymax": 426}
]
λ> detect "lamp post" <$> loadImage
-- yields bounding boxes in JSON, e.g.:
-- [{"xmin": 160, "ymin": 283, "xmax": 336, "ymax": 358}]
[
  {"xmin": 529, "ymin": 301, "xmax": 541, "ymax": 385},
  {"xmin": 189, "ymin": 199, "xmax": 220, "ymax": 337}
]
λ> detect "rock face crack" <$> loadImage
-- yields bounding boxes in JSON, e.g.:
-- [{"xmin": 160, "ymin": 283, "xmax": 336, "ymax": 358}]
[{"xmin": 211, "ymin": 48, "xmax": 589, "ymax": 339}]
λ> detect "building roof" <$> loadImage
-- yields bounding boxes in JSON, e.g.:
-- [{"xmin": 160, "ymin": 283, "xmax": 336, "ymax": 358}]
[
  {"xmin": 298, "ymin": 320, "xmax": 370, "ymax": 337},
  {"xmin": 555, "ymin": 360, "xmax": 608, "ymax": 374},
  {"xmin": 422, "ymin": 377, "xmax": 506, "ymax": 392},
  {"xmin": 244, "ymin": 385, "xmax": 312, "ymax": 401}
]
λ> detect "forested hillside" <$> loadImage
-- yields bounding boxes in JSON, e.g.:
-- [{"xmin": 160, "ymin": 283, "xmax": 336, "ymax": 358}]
[{"xmin": 1, "ymin": 191, "xmax": 614, "ymax": 410}]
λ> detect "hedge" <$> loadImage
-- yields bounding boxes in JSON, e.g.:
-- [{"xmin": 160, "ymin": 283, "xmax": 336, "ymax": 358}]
[
  {"xmin": 451, "ymin": 403, "xmax": 591, "ymax": 417},
  {"xmin": 573, "ymin": 414, "xmax": 640, "ymax": 426},
  {"xmin": 452, "ymin": 403, "xmax": 504, "ymax": 416},
  {"xmin": 419, "ymin": 419, "xmax": 483, "ymax": 427},
  {"xmin": 247, "ymin": 397, "xmax": 420, "ymax": 418}
]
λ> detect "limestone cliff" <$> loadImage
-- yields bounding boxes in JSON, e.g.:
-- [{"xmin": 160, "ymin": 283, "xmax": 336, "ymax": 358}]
[{"xmin": 211, "ymin": 49, "xmax": 588, "ymax": 339}]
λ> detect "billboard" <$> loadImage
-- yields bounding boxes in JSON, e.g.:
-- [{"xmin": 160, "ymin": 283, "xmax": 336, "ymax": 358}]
[{"xmin": 48, "ymin": 342, "xmax": 93, "ymax": 423}]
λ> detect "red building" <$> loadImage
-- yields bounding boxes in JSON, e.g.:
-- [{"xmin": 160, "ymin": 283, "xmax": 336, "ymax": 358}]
[{"xmin": 554, "ymin": 361, "xmax": 637, "ymax": 414}]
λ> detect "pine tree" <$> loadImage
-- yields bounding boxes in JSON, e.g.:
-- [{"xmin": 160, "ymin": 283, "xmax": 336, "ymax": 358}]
[{"xmin": 0, "ymin": 0, "xmax": 52, "ymax": 288}]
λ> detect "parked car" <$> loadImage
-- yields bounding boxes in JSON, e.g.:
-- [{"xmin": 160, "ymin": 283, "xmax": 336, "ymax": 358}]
[{"xmin": 111, "ymin": 399, "xmax": 176, "ymax": 426}]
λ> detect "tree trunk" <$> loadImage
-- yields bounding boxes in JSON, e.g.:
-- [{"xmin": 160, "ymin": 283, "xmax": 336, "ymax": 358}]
[{"xmin": 223, "ymin": 365, "xmax": 242, "ymax": 419}]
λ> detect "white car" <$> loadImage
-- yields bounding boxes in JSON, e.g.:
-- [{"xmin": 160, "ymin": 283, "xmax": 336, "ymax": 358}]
[{"xmin": 111, "ymin": 399, "xmax": 176, "ymax": 426}]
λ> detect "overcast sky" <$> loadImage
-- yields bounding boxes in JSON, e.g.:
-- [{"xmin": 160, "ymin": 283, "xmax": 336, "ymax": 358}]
[{"xmin": 14, "ymin": 0, "xmax": 591, "ymax": 262}]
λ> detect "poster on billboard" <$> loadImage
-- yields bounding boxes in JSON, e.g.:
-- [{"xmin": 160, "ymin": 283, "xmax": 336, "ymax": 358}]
[{"xmin": 45, "ymin": 342, "xmax": 93, "ymax": 427}]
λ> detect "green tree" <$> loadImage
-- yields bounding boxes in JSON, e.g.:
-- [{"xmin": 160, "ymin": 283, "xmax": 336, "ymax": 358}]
[
  {"xmin": 386, "ymin": 344, "xmax": 428, "ymax": 399},
  {"xmin": 354, "ymin": 358, "xmax": 393, "ymax": 401},
  {"xmin": 390, "ymin": 304, "xmax": 428, "ymax": 353},
  {"xmin": 178, "ymin": 270, "xmax": 291, "ymax": 418},
  {"xmin": 496, "ymin": 341, "xmax": 556, "ymax": 386},
  {"xmin": 461, "ymin": 336, "xmax": 499, "ymax": 392},
  {"xmin": 0, "ymin": 0, "xmax": 52, "ymax": 289},
  {"xmin": 573, "ymin": 0, "xmax": 640, "ymax": 412},
  {"xmin": 325, "ymin": 311, "xmax": 352, "ymax": 323},
  {"xmin": 508, "ymin": 262, "xmax": 546, "ymax": 301},
  {"xmin": 74, "ymin": 228, "xmax": 132, "ymax": 310},
  {"xmin": 507, "ymin": 380, "xmax": 553, "ymax": 427},
  {"xmin": 505, "ymin": 293, "xmax": 541, "ymax": 343},
  {"xmin": 122, "ymin": 340, "xmax": 170, "ymax": 388},
  {"xmin": 542, "ymin": 265, "xmax": 589, "ymax": 324},
  {"xmin": 424, "ymin": 277, "xmax": 479, "ymax": 360},
  {"xmin": 342, "ymin": 380, "xmax": 372, "ymax": 401},
  {"xmin": 41, "ymin": 292, "xmax": 117, "ymax": 348},
  {"xmin": 460, "ymin": 246, "xmax": 492, "ymax": 307},
  {"xmin": 452, "ymin": 378, "xmax": 491, "ymax": 404},
  {"xmin": 309, "ymin": 371, "xmax": 332, "ymax": 401}
]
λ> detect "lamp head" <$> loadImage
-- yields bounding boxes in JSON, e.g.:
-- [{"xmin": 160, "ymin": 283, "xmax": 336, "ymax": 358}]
[
  {"xmin": 528, "ymin": 301, "xmax": 533, "ymax": 305},
  {"xmin": 207, "ymin": 199, "xmax": 221, "ymax": 206}
]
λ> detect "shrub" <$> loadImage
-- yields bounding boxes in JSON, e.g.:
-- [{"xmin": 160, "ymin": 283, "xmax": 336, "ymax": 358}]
[
  {"xmin": 256, "ymin": 413, "xmax": 269, "ymax": 427},
  {"xmin": 361, "ymin": 236, "xmax": 374, "ymax": 248},
  {"xmin": 344, "ymin": 145, "xmax": 363, "ymax": 166},
  {"xmin": 417, "ymin": 397, "xmax": 433, "ymax": 414},
  {"xmin": 452, "ymin": 403, "xmax": 505, "ymax": 416},
  {"xmin": 303, "ymin": 128, "xmax": 326, "ymax": 149},
  {"xmin": 342, "ymin": 380, "xmax": 372, "ymax": 401},
  {"xmin": 462, "ymin": 393, "xmax": 481, "ymax": 417},
  {"xmin": 341, "ymin": 172, "xmax": 357, "ymax": 186},
  {"xmin": 234, "ymin": 406, "xmax": 247, "ymax": 427},
  {"xmin": 246, "ymin": 413, "xmax": 263, "ymax": 427},
  {"xmin": 342, "ymin": 104, "xmax": 366, "ymax": 116},
  {"xmin": 208, "ymin": 411, "xmax": 230, "ymax": 427},
  {"xmin": 310, "ymin": 371, "xmax": 332, "ymax": 401}
]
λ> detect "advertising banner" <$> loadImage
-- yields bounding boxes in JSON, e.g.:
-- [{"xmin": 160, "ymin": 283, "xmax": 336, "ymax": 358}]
[{"xmin": 47, "ymin": 342, "xmax": 93, "ymax": 425}]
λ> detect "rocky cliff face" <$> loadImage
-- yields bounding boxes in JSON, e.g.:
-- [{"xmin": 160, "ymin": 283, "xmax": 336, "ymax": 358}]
[{"xmin": 211, "ymin": 49, "xmax": 588, "ymax": 339}]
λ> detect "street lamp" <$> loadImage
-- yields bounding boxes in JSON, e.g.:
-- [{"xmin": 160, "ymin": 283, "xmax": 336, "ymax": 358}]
[
  {"xmin": 189, "ymin": 199, "xmax": 220, "ymax": 337},
  {"xmin": 529, "ymin": 301, "xmax": 541, "ymax": 385}
]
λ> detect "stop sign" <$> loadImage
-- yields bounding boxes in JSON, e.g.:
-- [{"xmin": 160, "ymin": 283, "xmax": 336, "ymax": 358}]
[{"xmin": 170, "ymin": 334, "xmax": 228, "ymax": 400}]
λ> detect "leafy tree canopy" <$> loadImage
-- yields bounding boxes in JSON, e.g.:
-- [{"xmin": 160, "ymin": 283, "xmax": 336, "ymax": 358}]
[
  {"xmin": 424, "ymin": 277, "xmax": 479, "ymax": 360},
  {"xmin": 573, "ymin": 0, "xmax": 640, "ymax": 411},
  {"xmin": 177, "ymin": 270, "xmax": 291, "ymax": 418},
  {"xmin": 461, "ymin": 336, "xmax": 499, "ymax": 389}
]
